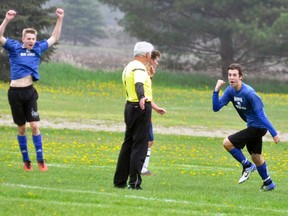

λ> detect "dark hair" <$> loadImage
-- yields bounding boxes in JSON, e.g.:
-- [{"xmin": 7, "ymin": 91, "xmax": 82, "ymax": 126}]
[
  {"xmin": 151, "ymin": 50, "xmax": 160, "ymax": 60},
  {"xmin": 227, "ymin": 63, "xmax": 243, "ymax": 78}
]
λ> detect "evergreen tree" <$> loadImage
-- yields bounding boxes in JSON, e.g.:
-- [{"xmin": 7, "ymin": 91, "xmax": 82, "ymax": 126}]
[
  {"xmin": 61, "ymin": 0, "xmax": 106, "ymax": 46},
  {"xmin": 0, "ymin": 0, "xmax": 57, "ymax": 81},
  {"xmin": 99, "ymin": 0, "xmax": 288, "ymax": 77}
]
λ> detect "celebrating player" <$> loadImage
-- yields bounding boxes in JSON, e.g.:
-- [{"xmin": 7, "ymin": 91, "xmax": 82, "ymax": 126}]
[
  {"xmin": 0, "ymin": 8, "xmax": 64, "ymax": 171},
  {"xmin": 212, "ymin": 63, "xmax": 280, "ymax": 191}
]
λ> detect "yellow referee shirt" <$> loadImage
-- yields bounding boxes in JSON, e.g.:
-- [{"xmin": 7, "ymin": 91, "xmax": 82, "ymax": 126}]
[{"xmin": 122, "ymin": 60, "xmax": 152, "ymax": 102}]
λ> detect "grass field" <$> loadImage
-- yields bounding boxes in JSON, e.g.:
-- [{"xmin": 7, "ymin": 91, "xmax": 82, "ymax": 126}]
[{"xmin": 0, "ymin": 63, "xmax": 287, "ymax": 215}]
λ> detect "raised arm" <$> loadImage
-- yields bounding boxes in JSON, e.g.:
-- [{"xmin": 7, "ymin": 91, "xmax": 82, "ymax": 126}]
[
  {"xmin": 212, "ymin": 79, "xmax": 226, "ymax": 111},
  {"xmin": 0, "ymin": 10, "xmax": 17, "ymax": 45},
  {"xmin": 47, "ymin": 8, "xmax": 64, "ymax": 47}
]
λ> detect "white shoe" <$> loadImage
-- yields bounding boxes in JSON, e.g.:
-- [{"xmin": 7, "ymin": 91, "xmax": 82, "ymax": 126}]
[
  {"xmin": 141, "ymin": 171, "xmax": 154, "ymax": 176},
  {"xmin": 238, "ymin": 164, "xmax": 256, "ymax": 184}
]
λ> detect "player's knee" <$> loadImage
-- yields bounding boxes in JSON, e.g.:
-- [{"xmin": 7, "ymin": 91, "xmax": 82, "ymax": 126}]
[
  {"xmin": 30, "ymin": 122, "xmax": 40, "ymax": 135},
  {"xmin": 222, "ymin": 137, "xmax": 233, "ymax": 151},
  {"xmin": 17, "ymin": 125, "xmax": 26, "ymax": 135},
  {"xmin": 251, "ymin": 153, "xmax": 264, "ymax": 165}
]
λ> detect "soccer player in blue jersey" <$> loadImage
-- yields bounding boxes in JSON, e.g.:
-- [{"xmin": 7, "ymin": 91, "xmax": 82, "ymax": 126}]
[
  {"xmin": 141, "ymin": 50, "xmax": 166, "ymax": 176},
  {"xmin": 212, "ymin": 63, "xmax": 280, "ymax": 191},
  {"xmin": 0, "ymin": 8, "xmax": 64, "ymax": 171}
]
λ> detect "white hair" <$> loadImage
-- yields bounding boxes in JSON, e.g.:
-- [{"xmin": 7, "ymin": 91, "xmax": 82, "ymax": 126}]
[{"xmin": 133, "ymin": 41, "xmax": 154, "ymax": 57}]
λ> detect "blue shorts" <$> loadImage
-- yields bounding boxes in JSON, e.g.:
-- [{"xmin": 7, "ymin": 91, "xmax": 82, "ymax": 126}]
[{"xmin": 148, "ymin": 122, "xmax": 154, "ymax": 142}]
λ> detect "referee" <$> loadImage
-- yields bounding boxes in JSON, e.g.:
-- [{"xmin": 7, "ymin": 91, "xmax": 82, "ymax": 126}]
[{"xmin": 114, "ymin": 41, "xmax": 154, "ymax": 190}]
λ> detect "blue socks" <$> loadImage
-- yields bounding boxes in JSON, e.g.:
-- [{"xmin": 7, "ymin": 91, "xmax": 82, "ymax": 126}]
[
  {"xmin": 18, "ymin": 134, "xmax": 44, "ymax": 162},
  {"xmin": 229, "ymin": 148, "xmax": 273, "ymax": 185},
  {"xmin": 257, "ymin": 162, "xmax": 272, "ymax": 185},
  {"xmin": 18, "ymin": 135, "xmax": 30, "ymax": 162},
  {"xmin": 229, "ymin": 148, "xmax": 251, "ymax": 167},
  {"xmin": 33, "ymin": 134, "xmax": 44, "ymax": 161}
]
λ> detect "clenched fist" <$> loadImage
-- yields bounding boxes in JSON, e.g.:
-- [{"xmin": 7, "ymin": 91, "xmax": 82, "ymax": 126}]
[{"xmin": 214, "ymin": 79, "xmax": 225, "ymax": 92}]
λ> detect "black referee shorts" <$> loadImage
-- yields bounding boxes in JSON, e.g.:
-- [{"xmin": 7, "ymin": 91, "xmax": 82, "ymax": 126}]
[
  {"xmin": 228, "ymin": 127, "xmax": 267, "ymax": 155},
  {"xmin": 8, "ymin": 85, "xmax": 40, "ymax": 126}
]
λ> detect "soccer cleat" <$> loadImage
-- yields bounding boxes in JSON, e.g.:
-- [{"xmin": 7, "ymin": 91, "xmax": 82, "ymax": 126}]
[
  {"xmin": 238, "ymin": 164, "xmax": 256, "ymax": 184},
  {"xmin": 114, "ymin": 183, "xmax": 127, "ymax": 189},
  {"xmin": 260, "ymin": 182, "xmax": 275, "ymax": 192},
  {"xmin": 23, "ymin": 161, "xmax": 33, "ymax": 171},
  {"xmin": 37, "ymin": 160, "xmax": 48, "ymax": 172},
  {"xmin": 127, "ymin": 185, "xmax": 143, "ymax": 190},
  {"xmin": 141, "ymin": 171, "xmax": 155, "ymax": 176}
]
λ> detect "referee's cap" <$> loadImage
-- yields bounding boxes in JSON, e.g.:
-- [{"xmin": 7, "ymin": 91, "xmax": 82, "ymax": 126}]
[{"xmin": 134, "ymin": 41, "xmax": 154, "ymax": 57}]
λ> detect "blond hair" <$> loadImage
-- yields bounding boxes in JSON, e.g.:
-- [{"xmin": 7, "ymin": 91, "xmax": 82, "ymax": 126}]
[{"xmin": 22, "ymin": 28, "xmax": 37, "ymax": 37}]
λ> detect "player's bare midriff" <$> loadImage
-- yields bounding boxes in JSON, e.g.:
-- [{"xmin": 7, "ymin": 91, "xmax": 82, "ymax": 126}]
[{"xmin": 10, "ymin": 75, "xmax": 33, "ymax": 87}]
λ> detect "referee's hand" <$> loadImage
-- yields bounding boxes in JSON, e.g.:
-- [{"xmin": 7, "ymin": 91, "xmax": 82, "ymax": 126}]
[{"xmin": 139, "ymin": 97, "xmax": 147, "ymax": 110}]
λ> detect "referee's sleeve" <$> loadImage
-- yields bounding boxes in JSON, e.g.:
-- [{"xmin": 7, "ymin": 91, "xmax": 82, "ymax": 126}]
[{"xmin": 135, "ymin": 82, "xmax": 145, "ymax": 100}]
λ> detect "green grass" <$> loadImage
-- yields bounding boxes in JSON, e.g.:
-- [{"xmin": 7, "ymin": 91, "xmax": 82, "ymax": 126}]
[
  {"xmin": 0, "ymin": 127, "xmax": 287, "ymax": 215},
  {"xmin": 1, "ymin": 62, "xmax": 287, "ymax": 131},
  {"xmin": 0, "ymin": 62, "xmax": 287, "ymax": 215},
  {"xmin": 39, "ymin": 62, "xmax": 288, "ymax": 93}
]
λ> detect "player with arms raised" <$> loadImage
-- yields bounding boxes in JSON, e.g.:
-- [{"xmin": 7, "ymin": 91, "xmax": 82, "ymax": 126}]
[{"xmin": 0, "ymin": 8, "xmax": 64, "ymax": 171}]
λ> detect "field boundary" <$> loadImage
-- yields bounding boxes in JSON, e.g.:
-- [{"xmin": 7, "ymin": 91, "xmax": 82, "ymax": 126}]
[{"xmin": 0, "ymin": 115, "xmax": 287, "ymax": 141}]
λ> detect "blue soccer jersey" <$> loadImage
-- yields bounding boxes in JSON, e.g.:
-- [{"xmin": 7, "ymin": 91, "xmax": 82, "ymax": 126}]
[
  {"xmin": 212, "ymin": 82, "xmax": 277, "ymax": 137},
  {"xmin": 3, "ymin": 38, "xmax": 49, "ymax": 81}
]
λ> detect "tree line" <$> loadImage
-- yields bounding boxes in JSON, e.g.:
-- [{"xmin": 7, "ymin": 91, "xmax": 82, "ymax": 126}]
[
  {"xmin": 0, "ymin": 0, "xmax": 106, "ymax": 81},
  {"xmin": 99, "ymin": 0, "xmax": 288, "ymax": 77},
  {"xmin": 1, "ymin": 0, "xmax": 288, "ymax": 81}
]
